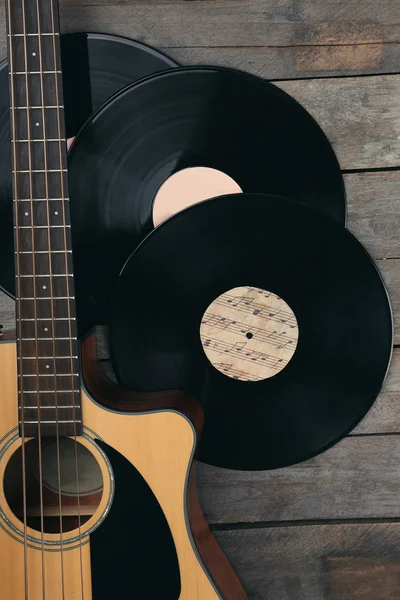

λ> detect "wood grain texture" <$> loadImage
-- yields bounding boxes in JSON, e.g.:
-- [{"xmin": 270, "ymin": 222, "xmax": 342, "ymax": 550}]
[
  {"xmin": 0, "ymin": 3, "xmax": 399, "ymax": 79},
  {"xmin": 215, "ymin": 523, "xmax": 400, "ymax": 600},
  {"xmin": 276, "ymin": 76, "xmax": 400, "ymax": 169},
  {"xmin": 166, "ymin": 44, "xmax": 400, "ymax": 79},
  {"xmin": 196, "ymin": 435, "xmax": 400, "ymax": 524}
]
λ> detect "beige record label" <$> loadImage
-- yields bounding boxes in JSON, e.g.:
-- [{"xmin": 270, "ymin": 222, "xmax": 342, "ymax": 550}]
[{"xmin": 200, "ymin": 286, "xmax": 298, "ymax": 382}]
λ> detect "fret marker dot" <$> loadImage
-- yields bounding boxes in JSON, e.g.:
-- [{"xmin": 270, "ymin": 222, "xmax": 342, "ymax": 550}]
[
  {"xmin": 54, "ymin": 211, "xmax": 58, "ymax": 215},
  {"xmin": 32, "ymin": 52, "xmax": 36, "ymax": 56},
  {"xmin": 35, "ymin": 122, "xmax": 40, "ymax": 127},
  {"xmin": 46, "ymin": 365, "xmax": 50, "ymax": 369},
  {"xmin": 24, "ymin": 212, "xmax": 29, "ymax": 216},
  {"xmin": 44, "ymin": 327, "xmax": 48, "ymax": 332},
  {"xmin": 42, "ymin": 285, "xmax": 46, "ymax": 290}
]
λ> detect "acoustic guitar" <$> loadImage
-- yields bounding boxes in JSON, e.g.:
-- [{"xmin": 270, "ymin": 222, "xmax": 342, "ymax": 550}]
[{"xmin": 0, "ymin": 0, "xmax": 247, "ymax": 598}]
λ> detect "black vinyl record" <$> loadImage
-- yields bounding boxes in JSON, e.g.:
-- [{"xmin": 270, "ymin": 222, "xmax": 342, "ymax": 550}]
[
  {"xmin": 110, "ymin": 194, "xmax": 392, "ymax": 470},
  {"xmin": 67, "ymin": 66, "xmax": 346, "ymax": 332},
  {"xmin": 0, "ymin": 32, "xmax": 177, "ymax": 311}
]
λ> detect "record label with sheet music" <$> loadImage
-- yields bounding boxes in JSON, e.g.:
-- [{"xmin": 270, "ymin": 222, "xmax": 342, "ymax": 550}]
[
  {"xmin": 0, "ymin": 32, "xmax": 178, "ymax": 318},
  {"xmin": 67, "ymin": 66, "xmax": 346, "ymax": 331},
  {"xmin": 110, "ymin": 193, "xmax": 392, "ymax": 471}
]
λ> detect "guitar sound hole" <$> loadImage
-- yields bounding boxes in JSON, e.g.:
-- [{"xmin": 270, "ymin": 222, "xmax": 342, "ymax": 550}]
[{"xmin": 3, "ymin": 438, "xmax": 103, "ymax": 533}]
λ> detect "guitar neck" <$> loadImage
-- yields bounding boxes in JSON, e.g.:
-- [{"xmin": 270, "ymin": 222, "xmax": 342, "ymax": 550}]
[{"xmin": 7, "ymin": 0, "xmax": 81, "ymax": 438}]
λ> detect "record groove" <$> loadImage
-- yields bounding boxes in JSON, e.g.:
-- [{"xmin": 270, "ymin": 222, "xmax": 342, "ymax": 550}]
[
  {"xmin": 110, "ymin": 194, "xmax": 391, "ymax": 470},
  {"xmin": 67, "ymin": 66, "xmax": 346, "ymax": 331}
]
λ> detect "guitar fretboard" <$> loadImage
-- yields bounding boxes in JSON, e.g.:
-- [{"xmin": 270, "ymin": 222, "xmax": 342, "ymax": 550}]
[{"xmin": 7, "ymin": 0, "xmax": 81, "ymax": 437}]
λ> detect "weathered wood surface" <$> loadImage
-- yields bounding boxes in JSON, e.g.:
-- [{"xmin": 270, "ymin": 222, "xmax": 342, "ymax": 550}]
[
  {"xmin": 198, "ymin": 435, "xmax": 400, "ymax": 524},
  {"xmin": 167, "ymin": 44, "xmax": 400, "ymax": 80},
  {"xmin": 216, "ymin": 524, "xmax": 400, "ymax": 600},
  {"xmin": 0, "ymin": 2, "xmax": 400, "ymax": 79}
]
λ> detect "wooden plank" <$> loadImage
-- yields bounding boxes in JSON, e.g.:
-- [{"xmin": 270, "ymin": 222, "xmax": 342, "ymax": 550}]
[
  {"xmin": 196, "ymin": 435, "xmax": 400, "ymax": 524},
  {"xmin": 55, "ymin": 3, "xmax": 400, "ymax": 49},
  {"xmin": 276, "ymin": 76, "xmax": 400, "ymax": 170},
  {"xmin": 166, "ymin": 44, "xmax": 400, "ymax": 80},
  {"xmin": 0, "ymin": 4, "xmax": 399, "ymax": 79},
  {"xmin": 346, "ymin": 172, "xmax": 400, "ymax": 260},
  {"xmin": 215, "ymin": 523, "xmax": 400, "ymax": 600}
]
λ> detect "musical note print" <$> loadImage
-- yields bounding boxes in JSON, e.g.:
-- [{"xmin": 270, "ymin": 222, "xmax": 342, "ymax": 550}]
[{"xmin": 200, "ymin": 286, "xmax": 298, "ymax": 382}]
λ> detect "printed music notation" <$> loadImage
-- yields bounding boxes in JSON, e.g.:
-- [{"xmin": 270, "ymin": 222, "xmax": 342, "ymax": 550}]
[
  {"xmin": 214, "ymin": 288, "xmax": 298, "ymax": 330},
  {"xmin": 201, "ymin": 313, "xmax": 297, "ymax": 351},
  {"xmin": 203, "ymin": 337, "xmax": 288, "ymax": 370},
  {"xmin": 200, "ymin": 286, "xmax": 298, "ymax": 382},
  {"xmin": 212, "ymin": 363, "xmax": 263, "ymax": 382}
]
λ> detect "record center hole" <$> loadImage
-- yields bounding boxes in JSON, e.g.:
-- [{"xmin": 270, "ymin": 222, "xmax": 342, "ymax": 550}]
[
  {"xmin": 152, "ymin": 166, "xmax": 243, "ymax": 227},
  {"xmin": 4, "ymin": 438, "xmax": 103, "ymax": 533},
  {"xmin": 200, "ymin": 286, "xmax": 299, "ymax": 382}
]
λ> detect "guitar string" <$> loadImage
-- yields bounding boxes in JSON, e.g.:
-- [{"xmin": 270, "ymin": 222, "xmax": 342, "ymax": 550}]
[
  {"xmin": 21, "ymin": 0, "xmax": 46, "ymax": 596},
  {"xmin": 6, "ymin": 2, "xmax": 29, "ymax": 597},
  {"xmin": 35, "ymin": 0, "xmax": 65, "ymax": 597},
  {"xmin": 48, "ymin": 0, "xmax": 85, "ymax": 596}
]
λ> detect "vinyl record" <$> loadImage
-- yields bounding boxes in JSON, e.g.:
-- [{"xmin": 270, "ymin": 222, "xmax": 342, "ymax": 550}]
[
  {"xmin": 0, "ymin": 32, "xmax": 177, "ymax": 311},
  {"xmin": 67, "ymin": 66, "xmax": 346, "ymax": 332},
  {"xmin": 109, "ymin": 194, "xmax": 392, "ymax": 470}
]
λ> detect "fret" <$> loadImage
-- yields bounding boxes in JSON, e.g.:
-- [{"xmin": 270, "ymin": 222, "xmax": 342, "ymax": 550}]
[
  {"xmin": 16, "ymin": 246, "xmax": 73, "ymax": 279},
  {"xmin": 20, "ymin": 324, "xmax": 77, "ymax": 344},
  {"xmin": 9, "ymin": 33, "xmax": 59, "ymax": 36},
  {"xmin": 24, "ymin": 404, "xmax": 80, "ymax": 410},
  {"xmin": 17, "ymin": 225, "xmax": 71, "ymax": 229},
  {"xmin": 19, "ymin": 298, "xmax": 75, "ymax": 319},
  {"xmin": 17, "ymin": 250, "xmax": 72, "ymax": 255},
  {"xmin": 14, "ymin": 141, "xmax": 66, "ymax": 172},
  {"xmin": 19, "ymin": 381, "xmax": 80, "ymax": 394},
  {"xmin": 22, "ymin": 410, "xmax": 81, "ymax": 424},
  {"xmin": 16, "ymin": 139, "xmax": 66, "ymax": 142},
  {"xmin": 21, "ymin": 357, "xmax": 79, "ymax": 375},
  {"xmin": 16, "ymin": 229, "xmax": 71, "ymax": 253},
  {"xmin": 14, "ymin": 105, "xmax": 63, "ymax": 109},
  {"xmin": 20, "ymin": 390, "xmax": 80, "ymax": 395},
  {"xmin": 20, "ymin": 375, "xmax": 79, "ymax": 379},
  {"xmin": 12, "ymin": 71, "xmax": 62, "ymax": 74},
  {"xmin": 12, "ymin": 72, "xmax": 63, "ymax": 107},
  {"xmin": 13, "ymin": 36, "xmax": 60, "ymax": 72},
  {"xmin": 21, "ymin": 356, "xmax": 78, "ymax": 361},
  {"xmin": 20, "ymin": 317, "xmax": 75, "ymax": 320},
  {"xmin": 15, "ymin": 108, "xmax": 65, "ymax": 140},
  {"xmin": 8, "ymin": 0, "xmax": 55, "ymax": 35},
  {"xmin": 15, "ymin": 170, "xmax": 67, "ymax": 173},
  {"xmin": 19, "ymin": 276, "xmax": 73, "ymax": 299},
  {"xmin": 12, "ymin": 170, "xmax": 68, "ymax": 199},
  {"xmin": 17, "ymin": 199, "xmax": 67, "ymax": 226},
  {"xmin": 21, "ymin": 337, "xmax": 74, "ymax": 340},
  {"xmin": 18, "ymin": 197, "xmax": 69, "ymax": 206},
  {"xmin": 19, "ymin": 391, "xmax": 81, "ymax": 410},
  {"xmin": 23, "ymin": 421, "xmax": 81, "ymax": 425}
]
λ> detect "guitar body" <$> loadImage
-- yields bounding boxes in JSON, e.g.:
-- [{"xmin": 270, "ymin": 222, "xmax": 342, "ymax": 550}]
[{"xmin": 0, "ymin": 336, "xmax": 245, "ymax": 599}]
